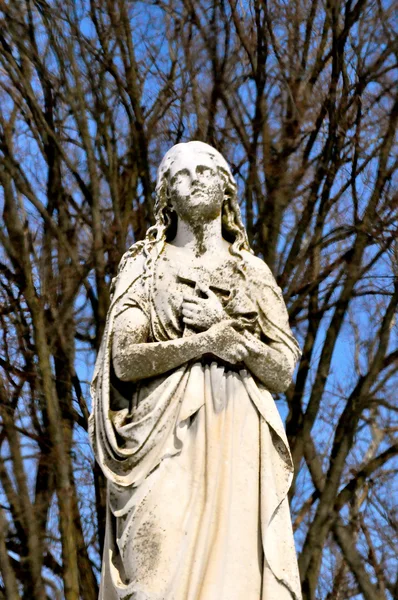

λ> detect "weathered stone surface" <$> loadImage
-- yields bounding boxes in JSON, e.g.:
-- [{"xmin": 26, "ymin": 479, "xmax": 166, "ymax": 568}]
[{"xmin": 89, "ymin": 141, "xmax": 302, "ymax": 599}]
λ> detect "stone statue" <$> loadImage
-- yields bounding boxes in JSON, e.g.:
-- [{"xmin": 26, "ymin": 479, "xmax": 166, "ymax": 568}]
[{"xmin": 89, "ymin": 141, "xmax": 302, "ymax": 599}]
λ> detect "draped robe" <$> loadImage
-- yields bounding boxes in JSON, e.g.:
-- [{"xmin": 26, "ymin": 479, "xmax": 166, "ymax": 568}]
[{"xmin": 89, "ymin": 243, "xmax": 302, "ymax": 600}]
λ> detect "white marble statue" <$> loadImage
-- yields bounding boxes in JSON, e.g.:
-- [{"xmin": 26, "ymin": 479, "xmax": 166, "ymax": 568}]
[{"xmin": 89, "ymin": 141, "xmax": 302, "ymax": 600}]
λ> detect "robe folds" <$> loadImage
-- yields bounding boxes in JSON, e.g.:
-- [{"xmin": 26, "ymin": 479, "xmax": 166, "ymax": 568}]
[{"xmin": 89, "ymin": 242, "xmax": 303, "ymax": 600}]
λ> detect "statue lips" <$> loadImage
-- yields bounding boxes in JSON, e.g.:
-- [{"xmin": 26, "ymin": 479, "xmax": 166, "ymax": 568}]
[{"xmin": 190, "ymin": 187, "xmax": 206, "ymax": 196}]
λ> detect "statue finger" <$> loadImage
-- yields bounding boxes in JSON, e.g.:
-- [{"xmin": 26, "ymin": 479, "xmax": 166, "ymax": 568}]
[
  {"xmin": 183, "ymin": 316, "xmax": 197, "ymax": 326},
  {"xmin": 182, "ymin": 295, "xmax": 200, "ymax": 304},
  {"xmin": 235, "ymin": 344, "xmax": 249, "ymax": 361},
  {"xmin": 195, "ymin": 282, "xmax": 210, "ymax": 296},
  {"xmin": 182, "ymin": 300, "xmax": 201, "ymax": 312},
  {"xmin": 242, "ymin": 334, "xmax": 259, "ymax": 353}
]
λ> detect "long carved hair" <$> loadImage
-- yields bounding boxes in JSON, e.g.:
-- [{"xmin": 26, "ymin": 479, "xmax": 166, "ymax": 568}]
[{"xmin": 119, "ymin": 142, "xmax": 251, "ymax": 281}]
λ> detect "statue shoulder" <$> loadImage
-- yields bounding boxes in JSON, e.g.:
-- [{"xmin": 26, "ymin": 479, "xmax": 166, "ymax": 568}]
[
  {"xmin": 241, "ymin": 250, "xmax": 276, "ymax": 285},
  {"xmin": 117, "ymin": 242, "xmax": 146, "ymax": 276},
  {"xmin": 110, "ymin": 243, "xmax": 147, "ymax": 301}
]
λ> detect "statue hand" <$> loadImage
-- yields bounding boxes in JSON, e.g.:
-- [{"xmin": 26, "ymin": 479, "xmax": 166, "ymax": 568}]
[
  {"xmin": 203, "ymin": 320, "xmax": 249, "ymax": 365},
  {"xmin": 182, "ymin": 284, "xmax": 227, "ymax": 331}
]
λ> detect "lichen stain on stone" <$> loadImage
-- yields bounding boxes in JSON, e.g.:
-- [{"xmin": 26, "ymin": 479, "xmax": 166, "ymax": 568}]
[{"xmin": 134, "ymin": 517, "xmax": 162, "ymax": 576}]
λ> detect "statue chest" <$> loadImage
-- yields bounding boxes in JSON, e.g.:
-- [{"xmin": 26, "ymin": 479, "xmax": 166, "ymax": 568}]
[{"xmin": 150, "ymin": 254, "xmax": 245, "ymax": 339}]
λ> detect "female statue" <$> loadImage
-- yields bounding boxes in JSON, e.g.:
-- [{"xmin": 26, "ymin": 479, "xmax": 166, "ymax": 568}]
[{"xmin": 89, "ymin": 141, "xmax": 302, "ymax": 599}]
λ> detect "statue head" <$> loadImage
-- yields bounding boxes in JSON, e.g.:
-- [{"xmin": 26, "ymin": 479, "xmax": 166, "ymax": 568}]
[{"xmin": 151, "ymin": 141, "xmax": 250, "ymax": 252}]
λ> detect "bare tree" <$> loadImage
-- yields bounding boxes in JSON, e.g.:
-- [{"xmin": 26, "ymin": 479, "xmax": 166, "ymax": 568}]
[{"xmin": 0, "ymin": 1, "xmax": 397, "ymax": 598}]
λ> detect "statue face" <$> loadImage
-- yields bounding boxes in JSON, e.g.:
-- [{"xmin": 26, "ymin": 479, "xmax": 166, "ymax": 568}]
[{"xmin": 168, "ymin": 150, "xmax": 226, "ymax": 222}]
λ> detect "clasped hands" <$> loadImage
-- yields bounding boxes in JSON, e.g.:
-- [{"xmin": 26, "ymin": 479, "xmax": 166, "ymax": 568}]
[{"xmin": 181, "ymin": 284, "xmax": 259, "ymax": 365}]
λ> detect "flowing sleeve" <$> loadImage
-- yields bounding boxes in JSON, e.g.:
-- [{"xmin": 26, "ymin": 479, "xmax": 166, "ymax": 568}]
[
  {"xmin": 88, "ymin": 248, "xmax": 152, "ymax": 485},
  {"xmin": 88, "ymin": 245, "xmax": 191, "ymax": 487}
]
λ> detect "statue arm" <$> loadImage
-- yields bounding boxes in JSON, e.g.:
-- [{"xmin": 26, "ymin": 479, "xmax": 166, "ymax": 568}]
[
  {"xmin": 112, "ymin": 306, "xmax": 211, "ymax": 383},
  {"xmin": 241, "ymin": 331, "xmax": 296, "ymax": 392},
  {"xmin": 240, "ymin": 251, "xmax": 301, "ymax": 392}
]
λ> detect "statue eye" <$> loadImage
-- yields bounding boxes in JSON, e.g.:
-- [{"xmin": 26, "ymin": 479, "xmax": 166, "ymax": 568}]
[
  {"xmin": 170, "ymin": 169, "xmax": 190, "ymax": 185},
  {"xmin": 196, "ymin": 166, "xmax": 213, "ymax": 176}
]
